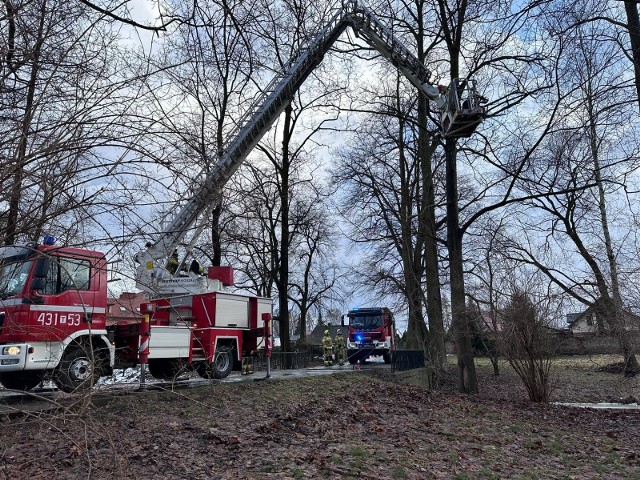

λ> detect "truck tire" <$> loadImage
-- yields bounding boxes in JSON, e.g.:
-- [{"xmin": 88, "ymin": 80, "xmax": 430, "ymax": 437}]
[
  {"xmin": 347, "ymin": 350, "xmax": 358, "ymax": 365},
  {"xmin": 383, "ymin": 352, "xmax": 392, "ymax": 364},
  {"xmin": 196, "ymin": 345, "xmax": 234, "ymax": 380},
  {"xmin": 213, "ymin": 345, "xmax": 234, "ymax": 379},
  {"xmin": 0, "ymin": 371, "xmax": 42, "ymax": 391},
  {"xmin": 55, "ymin": 345, "xmax": 98, "ymax": 393}
]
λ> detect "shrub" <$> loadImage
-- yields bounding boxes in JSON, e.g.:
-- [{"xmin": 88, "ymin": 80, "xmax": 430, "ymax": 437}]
[{"xmin": 500, "ymin": 290, "xmax": 556, "ymax": 402}]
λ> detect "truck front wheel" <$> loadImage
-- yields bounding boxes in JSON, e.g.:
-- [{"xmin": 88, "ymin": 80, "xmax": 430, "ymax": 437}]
[
  {"xmin": 55, "ymin": 345, "xmax": 98, "ymax": 393},
  {"xmin": 383, "ymin": 352, "xmax": 392, "ymax": 364},
  {"xmin": 0, "ymin": 371, "xmax": 42, "ymax": 391},
  {"xmin": 347, "ymin": 350, "xmax": 359, "ymax": 365}
]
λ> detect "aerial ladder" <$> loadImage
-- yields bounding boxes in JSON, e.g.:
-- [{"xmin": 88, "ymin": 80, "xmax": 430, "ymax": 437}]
[{"xmin": 135, "ymin": 0, "xmax": 486, "ymax": 295}]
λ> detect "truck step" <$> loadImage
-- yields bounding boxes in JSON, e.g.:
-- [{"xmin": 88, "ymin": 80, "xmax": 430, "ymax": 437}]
[{"xmin": 192, "ymin": 347, "xmax": 207, "ymax": 362}]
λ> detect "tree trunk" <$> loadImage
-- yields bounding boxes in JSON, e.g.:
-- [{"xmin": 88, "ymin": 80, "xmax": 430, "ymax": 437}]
[
  {"xmin": 624, "ymin": 1, "xmax": 640, "ymax": 109},
  {"xmin": 445, "ymin": 139, "xmax": 478, "ymax": 394},
  {"xmin": 403, "ymin": 261, "xmax": 429, "ymax": 349},
  {"xmin": 418, "ymin": 95, "xmax": 446, "ymax": 371},
  {"xmin": 278, "ymin": 104, "xmax": 292, "ymax": 359},
  {"xmin": 4, "ymin": 1, "xmax": 47, "ymax": 245},
  {"xmin": 587, "ymin": 91, "xmax": 639, "ymax": 376},
  {"xmin": 434, "ymin": 0, "xmax": 477, "ymax": 393}
]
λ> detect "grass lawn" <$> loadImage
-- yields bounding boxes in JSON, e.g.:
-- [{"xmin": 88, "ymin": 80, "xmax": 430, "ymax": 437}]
[{"xmin": 1, "ymin": 355, "xmax": 639, "ymax": 479}]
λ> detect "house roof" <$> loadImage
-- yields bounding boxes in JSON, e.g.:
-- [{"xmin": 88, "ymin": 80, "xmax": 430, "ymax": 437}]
[
  {"xmin": 479, "ymin": 313, "xmax": 504, "ymax": 332},
  {"xmin": 307, "ymin": 324, "xmax": 344, "ymax": 344},
  {"xmin": 107, "ymin": 291, "xmax": 146, "ymax": 324},
  {"xmin": 566, "ymin": 303, "xmax": 640, "ymax": 327}
]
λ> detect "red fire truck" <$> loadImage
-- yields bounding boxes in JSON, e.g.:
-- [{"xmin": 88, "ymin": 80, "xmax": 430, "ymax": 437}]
[
  {"xmin": 0, "ymin": 1, "xmax": 483, "ymax": 392},
  {"xmin": 0, "ymin": 237, "xmax": 272, "ymax": 392},
  {"xmin": 342, "ymin": 307, "xmax": 395, "ymax": 364}
]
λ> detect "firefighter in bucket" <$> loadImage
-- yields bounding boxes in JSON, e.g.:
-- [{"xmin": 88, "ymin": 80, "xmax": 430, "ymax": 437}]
[{"xmin": 322, "ymin": 329, "xmax": 333, "ymax": 367}]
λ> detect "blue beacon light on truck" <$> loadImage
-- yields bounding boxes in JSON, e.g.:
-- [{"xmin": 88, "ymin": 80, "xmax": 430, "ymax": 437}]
[{"xmin": 43, "ymin": 235, "xmax": 56, "ymax": 245}]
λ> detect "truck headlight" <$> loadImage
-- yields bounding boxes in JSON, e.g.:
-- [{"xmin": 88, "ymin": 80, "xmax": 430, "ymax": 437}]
[{"xmin": 2, "ymin": 346, "xmax": 21, "ymax": 356}]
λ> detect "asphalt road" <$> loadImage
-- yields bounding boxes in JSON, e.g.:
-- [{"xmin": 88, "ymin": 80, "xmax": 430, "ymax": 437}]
[{"xmin": 0, "ymin": 359, "xmax": 389, "ymax": 417}]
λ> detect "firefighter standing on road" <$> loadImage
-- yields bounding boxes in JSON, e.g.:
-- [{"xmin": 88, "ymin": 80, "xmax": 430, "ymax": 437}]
[
  {"xmin": 334, "ymin": 329, "xmax": 346, "ymax": 366},
  {"xmin": 322, "ymin": 329, "xmax": 333, "ymax": 366}
]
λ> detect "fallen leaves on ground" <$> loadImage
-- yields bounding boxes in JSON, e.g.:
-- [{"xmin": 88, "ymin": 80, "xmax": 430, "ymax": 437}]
[{"xmin": 1, "ymin": 362, "xmax": 639, "ymax": 479}]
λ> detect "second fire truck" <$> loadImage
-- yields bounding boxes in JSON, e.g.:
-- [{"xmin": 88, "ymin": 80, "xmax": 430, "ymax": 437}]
[{"xmin": 342, "ymin": 307, "xmax": 395, "ymax": 364}]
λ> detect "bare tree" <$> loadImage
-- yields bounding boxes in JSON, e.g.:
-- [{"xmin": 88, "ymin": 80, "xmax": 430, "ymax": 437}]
[
  {"xmin": 333, "ymin": 69, "xmax": 446, "ymax": 362},
  {"xmin": 466, "ymin": 218, "xmax": 516, "ymax": 376},
  {"xmin": 399, "ymin": 0, "xmax": 559, "ymax": 393},
  {"xmin": 250, "ymin": 0, "xmax": 344, "ymax": 355},
  {"xmin": 386, "ymin": 0, "xmax": 447, "ymax": 369},
  {"xmin": 288, "ymin": 194, "xmax": 338, "ymax": 340},
  {"xmin": 578, "ymin": 27, "xmax": 640, "ymax": 375},
  {"xmin": 0, "ymin": 1, "xmax": 147, "ymax": 247},
  {"xmin": 497, "ymin": 12, "xmax": 640, "ymax": 376},
  {"xmin": 224, "ymin": 161, "xmax": 280, "ymax": 298},
  {"xmin": 135, "ymin": 0, "xmax": 263, "ymax": 270}
]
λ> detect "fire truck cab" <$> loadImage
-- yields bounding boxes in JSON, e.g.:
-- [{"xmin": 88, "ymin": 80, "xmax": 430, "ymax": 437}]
[
  {"xmin": 342, "ymin": 307, "xmax": 395, "ymax": 365},
  {"xmin": 0, "ymin": 238, "xmax": 112, "ymax": 392}
]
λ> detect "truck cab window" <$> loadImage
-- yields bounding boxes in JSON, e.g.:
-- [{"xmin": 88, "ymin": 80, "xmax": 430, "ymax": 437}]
[
  {"xmin": 0, "ymin": 259, "xmax": 33, "ymax": 298},
  {"xmin": 350, "ymin": 315, "xmax": 382, "ymax": 329},
  {"xmin": 44, "ymin": 258, "xmax": 91, "ymax": 295}
]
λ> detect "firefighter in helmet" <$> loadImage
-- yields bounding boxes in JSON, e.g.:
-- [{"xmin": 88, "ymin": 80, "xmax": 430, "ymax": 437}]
[
  {"xmin": 167, "ymin": 249, "xmax": 179, "ymax": 274},
  {"xmin": 322, "ymin": 329, "xmax": 333, "ymax": 366},
  {"xmin": 334, "ymin": 328, "xmax": 346, "ymax": 366}
]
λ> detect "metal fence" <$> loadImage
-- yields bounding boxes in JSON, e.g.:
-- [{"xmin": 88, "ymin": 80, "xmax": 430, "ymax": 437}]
[
  {"xmin": 391, "ymin": 349, "xmax": 425, "ymax": 373},
  {"xmin": 249, "ymin": 350, "xmax": 325, "ymax": 371},
  {"xmin": 248, "ymin": 349, "xmax": 426, "ymax": 373}
]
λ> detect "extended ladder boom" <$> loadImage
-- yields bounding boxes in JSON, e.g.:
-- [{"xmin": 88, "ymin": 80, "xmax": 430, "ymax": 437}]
[{"xmin": 136, "ymin": 0, "xmax": 485, "ymax": 294}]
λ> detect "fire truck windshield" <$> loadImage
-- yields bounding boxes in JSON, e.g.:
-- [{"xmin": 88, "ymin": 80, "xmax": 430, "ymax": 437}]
[
  {"xmin": 0, "ymin": 247, "xmax": 34, "ymax": 298},
  {"xmin": 350, "ymin": 314, "xmax": 382, "ymax": 329}
]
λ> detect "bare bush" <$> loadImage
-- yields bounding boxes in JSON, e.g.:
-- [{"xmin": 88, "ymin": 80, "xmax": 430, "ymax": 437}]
[{"xmin": 500, "ymin": 290, "xmax": 557, "ymax": 402}]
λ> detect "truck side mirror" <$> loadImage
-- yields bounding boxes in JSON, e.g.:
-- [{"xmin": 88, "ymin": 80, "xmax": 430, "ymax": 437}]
[
  {"xmin": 33, "ymin": 257, "xmax": 51, "ymax": 278},
  {"xmin": 29, "ymin": 257, "xmax": 50, "ymax": 292},
  {"xmin": 30, "ymin": 277, "xmax": 46, "ymax": 291},
  {"xmin": 341, "ymin": 314, "xmax": 345, "ymax": 327}
]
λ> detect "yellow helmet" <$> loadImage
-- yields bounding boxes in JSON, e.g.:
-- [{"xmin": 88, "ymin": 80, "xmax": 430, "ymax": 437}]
[
  {"xmin": 324, "ymin": 329, "xmax": 330, "ymax": 335},
  {"xmin": 337, "ymin": 329, "xmax": 342, "ymax": 335}
]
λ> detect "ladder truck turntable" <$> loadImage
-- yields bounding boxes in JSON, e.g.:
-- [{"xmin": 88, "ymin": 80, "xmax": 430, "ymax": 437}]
[{"xmin": 0, "ymin": 0, "xmax": 484, "ymax": 392}]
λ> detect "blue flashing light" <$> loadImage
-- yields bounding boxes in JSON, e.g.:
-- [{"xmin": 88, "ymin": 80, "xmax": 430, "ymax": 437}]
[
  {"xmin": 42, "ymin": 235, "xmax": 55, "ymax": 245},
  {"xmin": 355, "ymin": 334, "xmax": 364, "ymax": 342}
]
